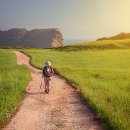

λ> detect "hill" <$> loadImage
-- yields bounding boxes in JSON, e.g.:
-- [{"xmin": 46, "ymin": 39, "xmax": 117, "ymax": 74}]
[
  {"xmin": 54, "ymin": 39, "xmax": 130, "ymax": 51},
  {"xmin": 97, "ymin": 32, "xmax": 130, "ymax": 41},
  {"xmin": 0, "ymin": 28, "xmax": 64, "ymax": 48}
]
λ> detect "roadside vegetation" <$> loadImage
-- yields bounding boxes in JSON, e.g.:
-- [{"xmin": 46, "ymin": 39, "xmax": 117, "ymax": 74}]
[
  {"xmin": 0, "ymin": 49, "xmax": 30, "ymax": 127},
  {"xmin": 23, "ymin": 39, "xmax": 130, "ymax": 130}
]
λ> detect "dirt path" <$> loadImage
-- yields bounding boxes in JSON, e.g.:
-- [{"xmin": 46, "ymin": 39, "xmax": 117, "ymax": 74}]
[{"xmin": 3, "ymin": 51, "xmax": 104, "ymax": 130}]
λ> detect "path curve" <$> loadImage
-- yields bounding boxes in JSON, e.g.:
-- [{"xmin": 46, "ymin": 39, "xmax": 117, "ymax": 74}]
[{"xmin": 3, "ymin": 51, "xmax": 104, "ymax": 130}]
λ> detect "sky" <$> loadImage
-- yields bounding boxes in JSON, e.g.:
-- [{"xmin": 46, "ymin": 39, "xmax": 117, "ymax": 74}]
[{"xmin": 0, "ymin": 0, "xmax": 130, "ymax": 40}]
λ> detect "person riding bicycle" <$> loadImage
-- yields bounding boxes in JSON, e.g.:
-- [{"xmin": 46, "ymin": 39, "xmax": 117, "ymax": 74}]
[{"xmin": 42, "ymin": 61, "xmax": 54, "ymax": 94}]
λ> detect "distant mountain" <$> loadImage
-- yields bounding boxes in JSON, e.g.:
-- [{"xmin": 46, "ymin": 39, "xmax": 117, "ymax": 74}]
[
  {"xmin": 0, "ymin": 28, "xmax": 64, "ymax": 48},
  {"xmin": 97, "ymin": 32, "xmax": 130, "ymax": 41}
]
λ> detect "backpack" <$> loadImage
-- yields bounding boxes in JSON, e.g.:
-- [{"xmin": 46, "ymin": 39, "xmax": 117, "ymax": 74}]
[{"xmin": 43, "ymin": 66, "xmax": 52, "ymax": 77}]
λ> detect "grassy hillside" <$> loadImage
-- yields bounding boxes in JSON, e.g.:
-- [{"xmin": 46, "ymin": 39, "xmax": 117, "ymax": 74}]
[
  {"xmin": 54, "ymin": 39, "xmax": 130, "ymax": 51},
  {"xmin": 0, "ymin": 49, "xmax": 30, "ymax": 127},
  {"xmin": 22, "ymin": 40, "xmax": 130, "ymax": 130},
  {"xmin": 97, "ymin": 32, "xmax": 130, "ymax": 41}
]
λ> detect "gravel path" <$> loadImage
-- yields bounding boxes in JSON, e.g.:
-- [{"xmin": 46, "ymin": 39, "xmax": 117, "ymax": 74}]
[{"xmin": 3, "ymin": 51, "xmax": 104, "ymax": 130}]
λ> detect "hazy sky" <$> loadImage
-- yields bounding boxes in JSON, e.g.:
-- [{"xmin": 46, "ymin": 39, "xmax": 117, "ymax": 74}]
[{"xmin": 0, "ymin": 0, "xmax": 130, "ymax": 40}]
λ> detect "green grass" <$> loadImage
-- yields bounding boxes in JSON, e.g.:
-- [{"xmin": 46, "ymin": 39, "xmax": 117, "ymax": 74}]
[
  {"xmin": 22, "ymin": 39, "xmax": 130, "ymax": 130},
  {"xmin": 54, "ymin": 39, "xmax": 130, "ymax": 51},
  {"xmin": 0, "ymin": 49, "xmax": 30, "ymax": 127}
]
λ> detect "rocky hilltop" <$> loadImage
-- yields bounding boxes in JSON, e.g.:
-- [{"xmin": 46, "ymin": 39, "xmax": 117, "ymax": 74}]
[{"xmin": 0, "ymin": 28, "xmax": 64, "ymax": 48}]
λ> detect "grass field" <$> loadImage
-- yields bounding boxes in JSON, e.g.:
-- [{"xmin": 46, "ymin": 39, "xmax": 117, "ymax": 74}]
[
  {"xmin": 23, "ymin": 39, "xmax": 130, "ymax": 130},
  {"xmin": 0, "ymin": 49, "xmax": 30, "ymax": 127},
  {"xmin": 55, "ymin": 39, "xmax": 130, "ymax": 51}
]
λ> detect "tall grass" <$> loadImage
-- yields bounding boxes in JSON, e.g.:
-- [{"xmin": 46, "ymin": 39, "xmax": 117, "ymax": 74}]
[
  {"xmin": 23, "ymin": 40, "xmax": 130, "ymax": 130},
  {"xmin": 0, "ymin": 49, "xmax": 30, "ymax": 127}
]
